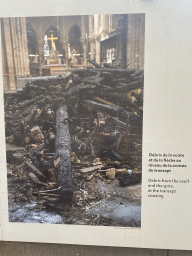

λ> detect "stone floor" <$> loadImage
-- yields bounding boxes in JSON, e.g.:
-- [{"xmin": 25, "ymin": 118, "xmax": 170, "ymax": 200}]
[{"xmin": 0, "ymin": 242, "xmax": 191, "ymax": 256}]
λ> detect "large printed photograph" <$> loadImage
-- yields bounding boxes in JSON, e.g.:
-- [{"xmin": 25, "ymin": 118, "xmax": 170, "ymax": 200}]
[{"xmin": 3, "ymin": 14, "xmax": 144, "ymax": 227}]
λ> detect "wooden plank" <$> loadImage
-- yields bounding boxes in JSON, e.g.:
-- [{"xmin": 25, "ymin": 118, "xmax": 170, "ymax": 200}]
[
  {"xmin": 25, "ymin": 161, "xmax": 47, "ymax": 182},
  {"xmin": 80, "ymin": 165, "xmax": 104, "ymax": 173}
]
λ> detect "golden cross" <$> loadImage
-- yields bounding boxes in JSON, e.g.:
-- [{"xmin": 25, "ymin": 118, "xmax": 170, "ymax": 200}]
[{"xmin": 47, "ymin": 34, "xmax": 58, "ymax": 48}]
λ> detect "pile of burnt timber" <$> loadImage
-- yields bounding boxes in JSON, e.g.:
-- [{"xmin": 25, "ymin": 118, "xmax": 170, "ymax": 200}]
[{"xmin": 5, "ymin": 63, "xmax": 143, "ymax": 206}]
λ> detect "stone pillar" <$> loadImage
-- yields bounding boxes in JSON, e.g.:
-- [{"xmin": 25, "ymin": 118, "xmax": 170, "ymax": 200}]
[
  {"xmin": 95, "ymin": 35, "xmax": 100, "ymax": 64},
  {"xmin": 16, "ymin": 17, "xmax": 25, "ymax": 77},
  {"xmin": 80, "ymin": 15, "xmax": 88, "ymax": 66},
  {"xmin": 20, "ymin": 17, "xmax": 30, "ymax": 76},
  {"xmin": 13, "ymin": 18, "xmax": 22, "ymax": 77},
  {"xmin": 80, "ymin": 38, "xmax": 87, "ymax": 66},
  {"xmin": 2, "ymin": 18, "xmax": 16, "ymax": 91},
  {"xmin": 61, "ymin": 17, "xmax": 69, "ymax": 67},
  {"xmin": 94, "ymin": 15, "xmax": 101, "ymax": 64},
  {"xmin": 1, "ymin": 20, "xmax": 9, "ymax": 91},
  {"xmin": 37, "ymin": 17, "xmax": 44, "ymax": 69},
  {"xmin": 37, "ymin": 39, "xmax": 44, "ymax": 68},
  {"xmin": 89, "ymin": 38, "xmax": 95, "ymax": 61},
  {"xmin": 89, "ymin": 15, "xmax": 94, "ymax": 38},
  {"xmin": 60, "ymin": 37, "xmax": 69, "ymax": 67},
  {"xmin": 88, "ymin": 15, "xmax": 95, "ymax": 60},
  {"xmin": 10, "ymin": 18, "xmax": 20, "ymax": 78},
  {"xmin": 101, "ymin": 14, "xmax": 109, "ymax": 35}
]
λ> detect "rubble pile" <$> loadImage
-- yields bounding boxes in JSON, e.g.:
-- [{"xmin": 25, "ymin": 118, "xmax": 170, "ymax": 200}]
[{"xmin": 5, "ymin": 64, "xmax": 143, "ymax": 225}]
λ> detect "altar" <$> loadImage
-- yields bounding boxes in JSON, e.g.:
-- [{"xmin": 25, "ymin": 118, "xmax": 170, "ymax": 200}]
[{"xmin": 46, "ymin": 44, "xmax": 61, "ymax": 65}]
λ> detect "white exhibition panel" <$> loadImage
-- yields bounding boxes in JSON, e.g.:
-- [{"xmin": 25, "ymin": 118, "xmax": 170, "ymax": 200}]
[{"xmin": 0, "ymin": 0, "xmax": 192, "ymax": 250}]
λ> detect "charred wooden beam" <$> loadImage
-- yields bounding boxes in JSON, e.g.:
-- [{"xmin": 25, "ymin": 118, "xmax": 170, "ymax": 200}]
[
  {"xmin": 18, "ymin": 95, "xmax": 43, "ymax": 108},
  {"xmin": 55, "ymin": 105, "xmax": 73, "ymax": 204},
  {"xmin": 72, "ymin": 69, "xmax": 88, "ymax": 77},
  {"xmin": 81, "ymin": 76, "xmax": 104, "ymax": 86},
  {"xmin": 62, "ymin": 84, "xmax": 96, "ymax": 97},
  {"xmin": 87, "ymin": 68, "xmax": 135, "ymax": 77},
  {"xmin": 83, "ymin": 100, "xmax": 137, "ymax": 120},
  {"xmin": 83, "ymin": 100, "xmax": 124, "ymax": 117},
  {"xmin": 95, "ymin": 91, "xmax": 142, "ymax": 112},
  {"xmin": 29, "ymin": 172, "xmax": 47, "ymax": 186},
  {"xmin": 25, "ymin": 161, "xmax": 47, "ymax": 182},
  {"xmin": 118, "ymin": 172, "xmax": 142, "ymax": 186},
  {"xmin": 107, "ymin": 81, "xmax": 140, "ymax": 93},
  {"xmin": 105, "ymin": 116, "xmax": 126, "ymax": 129},
  {"xmin": 93, "ymin": 96, "xmax": 118, "ymax": 107},
  {"xmin": 24, "ymin": 105, "xmax": 37, "ymax": 123},
  {"xmin": 103, "ymin": 63, "xmax": 113, "ymax": 68},
  {"xmin": 87, "ymin": 59, "xmax": 104, "ymax": 69},
  {"xmin": 130, "ymin": 70, "xmax": 144, "ymax": 78}
]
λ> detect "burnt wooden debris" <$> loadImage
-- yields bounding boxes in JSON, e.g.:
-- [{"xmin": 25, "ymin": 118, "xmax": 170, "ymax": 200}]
[
  {"xmin": 118, "ymin": 172, "xmax": 142, "ymax": 186},
  {"xmin": 5, "ymin": 64, "xmax": 143, "ymax": 206},
  {"xmin": 55, "ymin": 106, "xmax": 73, "ymax": 204}
]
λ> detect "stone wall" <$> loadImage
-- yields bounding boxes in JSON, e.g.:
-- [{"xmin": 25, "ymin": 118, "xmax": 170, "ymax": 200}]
[{"xmin": 1, "ymin": 17, "xmax": 30, "ymax": 92}]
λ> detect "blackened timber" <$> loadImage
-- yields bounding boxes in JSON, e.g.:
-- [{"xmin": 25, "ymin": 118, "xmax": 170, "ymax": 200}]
[
  {"xmin": 118, "ymin": 172, "xmax": 142, "ymax": 186},
  {"xmin": 24, "ymin": 105, "xmax": 37, "ymax": 123},
  {"xmin": 83, "ymin": 100, "xmax": 139, "ymax": 121},
  {"xmin": 81, "ymin": 76, "xmax": 104, "ymax": 85},
  {"xmin": 55, "ymin": 106, "xmax": 73, "ymax": 204},
  {"xmin": 28, "ymin": 172, "xmax": 47, "ymax": 186},
  {"xmin": 88, "ymin": 60, "xmax": 104, "ymax": 69},
  {"xmin": 19, "ymin": 95, "xmax": 43, "ymax": 108},
  {"xmin": 130, "ymin": 70, "xmax": 144, "ymax": 78},
  {"xmin": 103, "ymin": 63, "xmax": 113, "ymax": 68},
  {"xmin": 88, "ymin": 68, "xmax": 135, "ymax": 77},
  {"xmin": 93, "ymin": 96, "xmax": 118, "ymax": 107},
  {"xmin": 107, "ymin": 81, "xmax": 140, "ymax": 93},
  {"xmin": 25, "ymin": 161, "xmax": 47, "ymax": 182},
  {"xmin": 72, "ymin": 69, "xmax": 87, "ymax": 77},
  {"xmin": 62, "ymin": 84, "xmax": 96, "ymax": 97},
  {"xmin": 96, "ymin": 91, "xmax": 141, "ymax": 111}
]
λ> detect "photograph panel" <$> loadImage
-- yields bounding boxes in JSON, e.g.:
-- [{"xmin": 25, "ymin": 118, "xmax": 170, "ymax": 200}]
[{"xmin": 2, "ymin": 14, "xmax": 144, "ymax": 227}]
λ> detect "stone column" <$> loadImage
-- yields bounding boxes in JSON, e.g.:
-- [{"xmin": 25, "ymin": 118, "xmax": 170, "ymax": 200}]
[
  {"xmin": 2, "ymin": 18, "xmax": 16, "ymax": 91},
  {"xmin": 10, "ymin": 18, "xmax": 20, "ymax": 78},
  {"xmin": 37, "ymin": 17, "xmax": 44, "ymax": 69},
  {"xmin": 61, "ymin": 17, "xmax": 69, "ymax": 67},
  {"xmin": 80, "ymin": 15, "xmax": 88, "ymax": 66},
  {"xmin": 95, "ymin": 35, "xmax": 100, "ymax": 64},
  {"xmin": 20, "ymin": 17, "xmax": 30, "ymax": 76},
  {"xmin": 1, "ymin": 20, "xmax": 9, "ymax": 91},
  {"xmin": 101, "ymin": 14, "xmax": 109, "ymax": 35},
  {"xmin": 37, "ymin": 39, "xmax": 44, "ymax": 68},
  {"xmin": 16, "ymin": 17, "xmax": 25, "ymax": 77},
  {"xmin": 88, "ymin": 15, "xmax": 95, "ymax": 60},
  {"xmin": 94, "ymin": 15, "xmax": 101, "ymax": 64},
  {"xmin": 89, "ymin": 38, "xmax": 95, "ymax": 61},
  {"xmin": 80, "ymin": 38, "xmax": 87, "ymax": 66},
  {"xmin": 60, "ymin": 36, "xmax": 69, "ymax": 67}
]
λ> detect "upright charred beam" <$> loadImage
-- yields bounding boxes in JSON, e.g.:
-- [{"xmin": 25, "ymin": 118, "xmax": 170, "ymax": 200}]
[{"xmin": 55, "ymin": 106, "xmax": 73, "ymax": 204}]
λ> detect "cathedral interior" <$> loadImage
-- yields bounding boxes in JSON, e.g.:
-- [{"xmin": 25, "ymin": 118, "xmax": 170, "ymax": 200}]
[{"xmin": 1, "ymin": 14, "xmax": 145, "ymax": 92}]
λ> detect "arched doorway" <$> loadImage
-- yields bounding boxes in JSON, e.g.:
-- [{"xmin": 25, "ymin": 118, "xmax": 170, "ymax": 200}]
[
  {"xmin": 68, "ymin": 25, "xmax": 83, "ymax": 65},
  {"xmin": 26, "ymin": 23, "xmax": 37, "ymax": 55}
]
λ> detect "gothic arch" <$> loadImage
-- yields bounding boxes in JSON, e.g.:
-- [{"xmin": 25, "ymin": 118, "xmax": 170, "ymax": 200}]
[
  {"xmin": 26, "ymin": 23, "xmax": 37, "ymax": 55},
  {"xmin": 68, "ymin": 25, "xmax": 83, "ymax": 54}
]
